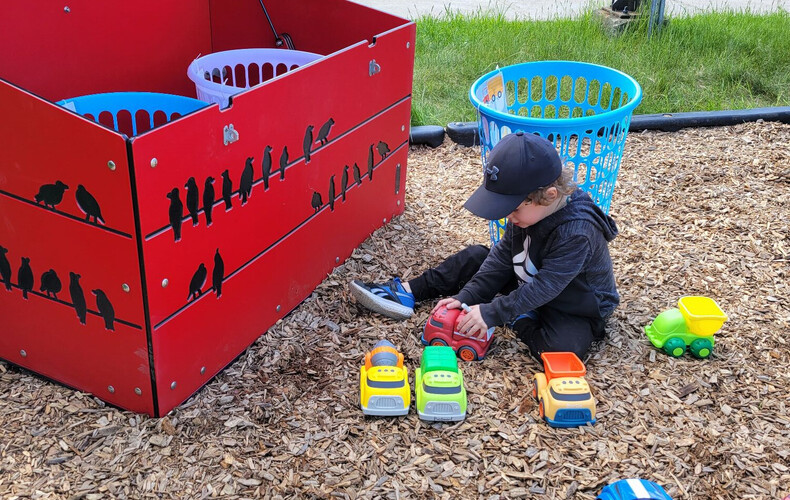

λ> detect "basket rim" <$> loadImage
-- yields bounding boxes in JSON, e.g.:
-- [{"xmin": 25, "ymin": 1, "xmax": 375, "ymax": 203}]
[
  {"xmin": 469, "ymin": 60, "xmax": 643, "ymax": 126},
  {"xmin": 58, "ymin": 91, "xmax": 207, "ymax": 106},
  {"xmin": 187, "ymin": 48, "xmax": 323, "ymax": 92}
]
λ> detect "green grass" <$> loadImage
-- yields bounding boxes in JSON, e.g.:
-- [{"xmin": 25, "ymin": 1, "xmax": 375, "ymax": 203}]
[{"xmin": 412, "ymin": 7, "xmax": 790, "ymax": 125}]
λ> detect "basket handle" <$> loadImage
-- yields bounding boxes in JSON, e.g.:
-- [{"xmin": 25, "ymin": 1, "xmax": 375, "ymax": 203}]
[{"xmin": 257, "ymin": 0, "xmax": 295, "ymax": 50}]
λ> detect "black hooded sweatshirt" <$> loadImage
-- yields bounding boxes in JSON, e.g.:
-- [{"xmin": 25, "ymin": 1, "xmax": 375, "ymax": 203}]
[{"xmin": 454, "ymin": 189, "xmax": 619, "ymax": 328}]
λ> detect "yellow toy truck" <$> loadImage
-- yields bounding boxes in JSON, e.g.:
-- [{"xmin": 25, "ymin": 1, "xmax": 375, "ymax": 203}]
[
  {"xmin": 533, "ymin": 351, "xmax": 596, "ymax": 428},
  {"xmin": 359, "ymin": 340, "xmax": 410, "ymax": 416}
]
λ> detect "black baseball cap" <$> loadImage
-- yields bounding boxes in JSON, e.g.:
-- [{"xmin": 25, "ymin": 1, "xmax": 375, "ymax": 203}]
[{"xmin": 463, "ymin": 132, "xmax": 562, "ymax": 220}]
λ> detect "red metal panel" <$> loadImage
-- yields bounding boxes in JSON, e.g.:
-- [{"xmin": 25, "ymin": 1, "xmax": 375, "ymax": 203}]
[
  {"xmin": 209, "ymin": 0, "xmax": 411, "ymax": 55},
  {"xmin": 0, "ymin": 80, "xmax": 151, "ymax": 414},
  {"xmin": 153, "ymin": 144, "xmax": 407, "ymax": 414},
  {"xmin": 0, "ymin": 200, "xmax": 151, "ymax": 414},
  {"xmin": 0, "ymin": 81, "xmax": 138, "ymax": 237},
  {"xmin": 0, "ymin": 1, "xmax": 212, "ymax": 101},
  {"xmin": 135, "ymin": 99, "xmax": 411, "ymax": 326},
  {"xmin": 132, "ymin": 24, "xmax": 414, "ymax": 238},
  {"xmin": 0, "ymin": 287, "xmax": 153, "ymax": 415}
]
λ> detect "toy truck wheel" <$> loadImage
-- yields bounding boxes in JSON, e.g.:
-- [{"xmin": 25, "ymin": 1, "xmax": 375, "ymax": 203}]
[
  {"xmin": 538, "ymin": 399, "xmax": 545, "ymax": 419},
  {"xmin": 663, "ymin": 337, "xmax": 687, "ymax": 357},
  {"xmin": 429, "ymin": 339, "xmax": 448, "ymax": 347},
  {"xmin": 457, "ymin": 346, "xmax": 478, "ymax": 362},
  {"xmin": 690, "ymin": 338, "xmax": 713, "ymax": 359},
  {"xmin": 532, "ymin": 379, "xmax": 538, "ymax": 400}
]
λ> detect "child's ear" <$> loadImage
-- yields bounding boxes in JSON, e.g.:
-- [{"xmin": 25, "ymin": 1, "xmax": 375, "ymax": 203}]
[{"xmin": 545, "ymin": 186, "xmax": 559, "ymax": 202}]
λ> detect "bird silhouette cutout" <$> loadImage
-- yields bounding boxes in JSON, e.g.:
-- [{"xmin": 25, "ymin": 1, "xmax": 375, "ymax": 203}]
[
  {"xmin": 0, "ymin": 245, "xmax": 11, "ymax": 291},
  {"xmin": 341, "ymin": 166, "xmax": 349, "ymax": 201},
  {"xmin": 76, "ymin": 185, "xmax": 104, "ymax": 224},
  {"xmin": 367, "ymin": 145, "xmax": 375, "ymax": 181},
  {"xmin": 40, "ymin": 269, "xmax": 61, "ymax": 299},
  {"xmin": 188, "ymin": 263, "xmax": 207, "ymax": 301},
  {"xmin": 212, "ymin": 249, "xmax": 224, "ymax": 298},
  {"xmin": 303, "ymin": 125, "xmax": 314, "ymax": 163},
  {"xmin": 167, "ymin": 188, "xmax": 183, "ymax": 242},
  {"xmin": 395, "ymin": 163, "xmax": 402, "ymax": 195},
  {"xmin": 316, "ymin": 118, "xmax": 334, "ymax": 146},
  {"xmin": 18, "ymin": 257, "xmax": 33, "ymax": 299},
  {"xmin": 261, "ymin": 145, "xmax": 273, "ymax": 190},
  {"xmin": 185, "ymin": 177, "xmax": 200, "ymax": 226},
  {"xmin": 311, "ymin": 191, "xmax": 323, "ymax": 213},
  {"xmin": 69, "ymin": 272, "xmax": 87, "ymax": 325},
  {"xmin": 221, "ymin": 169, "xmax": 233, "ymax": 211},
  {"xmin": 92, "ymin": 289, "xmax": 115, "ymax": 331},
  {"xmin": 328, "ymin": 175, "xmax": 336, "ymax": 211},
  {"xmin": 35, "ymin": 180, "xmax": 69, "ymax": 209},
  {"xmin": 376, "ymin": 140, "xmax": 391, "ymax": 160},
  {"xmin": 353, "ymin": 163, "xmax": 362, "ymax": 185},
  {"xmin": 203, "ymin": 176, "xmax": 215, "ymax": 226},
  {"xmin": 240, "ymin": 157, "xmax": 254, "ymax": 205},
  {"xmin": 280, "ymin": 146, "xmax": 289, "ymax": 181}
]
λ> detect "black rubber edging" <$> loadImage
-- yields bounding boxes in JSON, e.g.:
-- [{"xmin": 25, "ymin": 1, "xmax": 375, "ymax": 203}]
[
  {"xmin": 443, "ymin": 106, "xmax": 790, "ymax": 146},
  {"xmin": 409, "ymin": 125, "xmax": 445, "ymax": 147}
]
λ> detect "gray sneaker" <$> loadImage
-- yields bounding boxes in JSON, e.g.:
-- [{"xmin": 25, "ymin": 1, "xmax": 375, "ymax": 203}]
[{"xmin": 349, "ymin": 277, "xmax": 415, "ymax": 320}]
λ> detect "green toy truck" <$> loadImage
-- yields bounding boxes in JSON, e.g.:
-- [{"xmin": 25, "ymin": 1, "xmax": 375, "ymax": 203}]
[
  {"xmin": 645, "ymin": 296, "xmax": 728, "ymax": 359},
  {"xmin": 414, "ymin": 346, "xmax": 467, "ymax": 422}
]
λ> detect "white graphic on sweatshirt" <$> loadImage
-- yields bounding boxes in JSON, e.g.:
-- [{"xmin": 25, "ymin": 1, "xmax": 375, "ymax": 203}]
[{"xmin": 512, "ymin": 234, "xmax": 537, "ymax": 283}]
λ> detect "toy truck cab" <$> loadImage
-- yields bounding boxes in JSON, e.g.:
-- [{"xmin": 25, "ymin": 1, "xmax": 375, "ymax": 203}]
[
  {"xmin": 533, "ymin": 352, "xmax": 596, "ymax": 428},
  {"xmin": 415, "ymin": 345, "xmax": 467, "ymax": 421},
  {"xmin": 359, "ymin": 340, "xmax": 410, "ymax": 416},
  {"xmin": 597, "ymin": 478, "xmax": 674, "ymax": 500},
  {"xmin": 644, "ymin": 296, "xmax": 727, "ymax": 358},
  {"xmin": 422, "ymin": 306, "xmax": 494, "ymax": 361}
]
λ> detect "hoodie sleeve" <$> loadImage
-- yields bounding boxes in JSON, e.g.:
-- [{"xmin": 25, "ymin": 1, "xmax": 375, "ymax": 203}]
[
  {"xmin": 479, "ymin": 232, "xmax": 593, "ymax": 326},
  {"xmin": 454, "ymin": 224, "xmax": 515, "ymax": 306}
]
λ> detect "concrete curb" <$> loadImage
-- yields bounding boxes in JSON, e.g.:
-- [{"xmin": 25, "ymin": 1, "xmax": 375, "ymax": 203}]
[{"xmin": 435, "ymin": 107, "xmax": 790, "ymax": 147}]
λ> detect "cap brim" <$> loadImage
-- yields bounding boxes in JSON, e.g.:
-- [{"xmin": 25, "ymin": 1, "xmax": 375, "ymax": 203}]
[{"xmin": 463, "ymin": 184, "xmax": 525, "ymax": 221}]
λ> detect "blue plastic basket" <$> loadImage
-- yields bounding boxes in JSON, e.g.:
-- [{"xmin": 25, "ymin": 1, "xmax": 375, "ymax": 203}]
[
  {"xmin": 470, "ymin": 61, "xmax": 642, "ymax": 244},
  {"xmin": 57, "ymin": 92, "xmax": 208, "ymax": 137}
]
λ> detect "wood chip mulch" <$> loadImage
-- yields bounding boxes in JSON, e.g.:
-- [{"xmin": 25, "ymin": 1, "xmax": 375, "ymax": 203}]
[{"xmin": 1, "ymin": 121, "xmax": 789, "ymax": 499}]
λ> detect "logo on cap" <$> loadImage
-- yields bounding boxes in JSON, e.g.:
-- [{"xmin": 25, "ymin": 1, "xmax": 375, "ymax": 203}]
[{"xmin": 484, "ymin": 164, "xmax": 499, "ymax": 181}]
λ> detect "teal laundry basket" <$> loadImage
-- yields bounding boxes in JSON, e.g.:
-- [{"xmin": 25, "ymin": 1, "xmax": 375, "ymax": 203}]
[
  {"xmin": 470, "ymin": 61, "xmax": 642, "ymax": 244},
  {"xmin": 58, "ymin": 92, "xmax": 208, "ymax": 137}
]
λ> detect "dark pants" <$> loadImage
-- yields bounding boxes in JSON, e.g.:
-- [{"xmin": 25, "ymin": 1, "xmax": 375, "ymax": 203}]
[{"xmin": 408, "ymin": 245, "xmax": 605, "ymax": 361}]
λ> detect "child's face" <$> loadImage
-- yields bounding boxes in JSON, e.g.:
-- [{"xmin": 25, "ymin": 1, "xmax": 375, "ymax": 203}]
[{"xmin": 507, "ymin": 199, "xmax": 552, "ymax": 228}]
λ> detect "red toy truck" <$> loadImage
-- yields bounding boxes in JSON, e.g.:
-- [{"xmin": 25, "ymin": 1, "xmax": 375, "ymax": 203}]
[{"xmin": 421, "ymin": 306, "xmax": 494, "ymax": 361}]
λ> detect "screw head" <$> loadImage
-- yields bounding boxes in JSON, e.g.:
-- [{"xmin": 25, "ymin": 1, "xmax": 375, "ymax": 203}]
[
  {"xmin": 335, "ymin": 257, "xmax": 340, "ymax": 264},
  {"xmin": 170, "ymin": 381, "xmax": 177, "ymax": 390},
  {"xmin": 20, "ymin": 349, "xmax": 27, "ymax": 357},
  {"xmin": 397, "ymin": 200, "xmax": 401, "ymax": 206},
  {"xmin": 276, "ymin": 305, "xmax": 281, "ymax": 312},
  {"xmin": 64, "ymin": 6, "xmax": 71, "ymax": 13},
  {"xmin": 161, "ymin": 279, "xmax": 169, "ymax": 288},
  {"xmin": 107, "ymin": 161, "xmax": 116, "ymax": 171},
  {"xmin": 200, "ymin": 366, "xmax": 206, "ymax": 375},
  {"xmin": 108, "ymin": 386, "xmax": 115, "ymax": 393},
  {"xmin": 150, "ymin": 158, "xmax": 158, "ymax": 168},
  {"xmin": 134, "ymin": 387, "xmax": 142, "ymax": 395},
  {"xmin": 406, "ymin": 41, "xmax": 410, "ymax": 48},
  {"xmin": 122, "ymin": 284, "xmax": 130, "ymax": 293},
  {"xmin": 401, "ymin": 125, "xmax": 405, "ymax": 132}
]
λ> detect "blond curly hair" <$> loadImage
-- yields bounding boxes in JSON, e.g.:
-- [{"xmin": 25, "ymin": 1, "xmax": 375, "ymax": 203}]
[{"xmin": 526, "ymin": 165, "xmax": 577, "ymax": 205}]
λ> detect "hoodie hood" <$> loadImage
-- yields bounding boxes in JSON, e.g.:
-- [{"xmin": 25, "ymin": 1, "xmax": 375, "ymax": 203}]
[{"xmin": 529, "ymin": 189, "xmax": 618, "ymax": 242}]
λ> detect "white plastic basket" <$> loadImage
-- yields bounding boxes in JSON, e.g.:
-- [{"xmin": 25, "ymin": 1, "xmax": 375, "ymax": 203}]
[{"xmin": 187, "ymin": 48, "xmax": 322, "ymax": 108}]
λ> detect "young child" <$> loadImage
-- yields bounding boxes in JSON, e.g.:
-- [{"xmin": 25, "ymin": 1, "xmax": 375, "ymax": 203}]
[{"xmin": 350, "ymin": 131, "xmax": 619, "ymax": 360}]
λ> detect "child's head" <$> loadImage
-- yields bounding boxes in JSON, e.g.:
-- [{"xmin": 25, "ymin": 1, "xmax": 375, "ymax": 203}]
[{"xmin": 464, "ymin": 132, "xmax": 572, "ymax": 221}]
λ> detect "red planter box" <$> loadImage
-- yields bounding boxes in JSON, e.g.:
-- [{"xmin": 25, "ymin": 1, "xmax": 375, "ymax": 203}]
[{"xmin": 0, "ymin": 0, "xmax": 415, "ymax": 416}]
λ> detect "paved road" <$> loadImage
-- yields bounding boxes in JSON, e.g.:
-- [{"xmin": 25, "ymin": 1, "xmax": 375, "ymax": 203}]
[{"xmin": 353, "ymin": 0, "xmax": 790, "ymax": 20}]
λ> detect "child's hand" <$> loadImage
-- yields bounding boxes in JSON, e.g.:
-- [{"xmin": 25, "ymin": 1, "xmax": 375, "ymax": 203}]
[
  {"xmin": 431, "ymin": 297, "xmax": 461, "ymax": 315},
  {"xmin": 456, "ymin": 304, "xmax": 489, "ymax": 339}
]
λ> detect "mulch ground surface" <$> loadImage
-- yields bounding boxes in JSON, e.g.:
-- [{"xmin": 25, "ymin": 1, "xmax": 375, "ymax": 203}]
[{"xmin": 2, "ymin": 121, "xmax": 789, "ymax": 499}]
